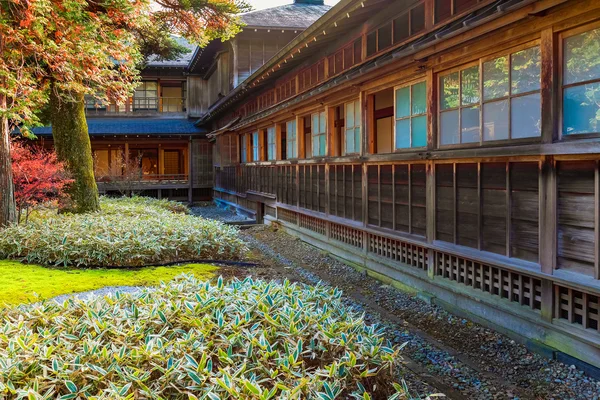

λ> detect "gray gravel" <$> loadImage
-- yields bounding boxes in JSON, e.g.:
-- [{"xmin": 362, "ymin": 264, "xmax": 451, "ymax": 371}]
[
  {"xmin": 190, "ymin": 203, "xmax": 251, "ymax": 223},
  {"xmin": 50, "ymin": 286, "xmax": 143, "ymax": 303},
  {"xmin": 243, "ymin": 226, "xmax": 600, "ymax": 400}
]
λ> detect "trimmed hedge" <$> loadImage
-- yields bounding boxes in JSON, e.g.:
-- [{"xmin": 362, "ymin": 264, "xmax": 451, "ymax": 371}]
[
  {"xmin": 0, "ymin": 197, "xmax": 247, "ymax": 267},
  {"xmin": 0, "ymin": 275, "xmax": 417, "ymax": 399}
]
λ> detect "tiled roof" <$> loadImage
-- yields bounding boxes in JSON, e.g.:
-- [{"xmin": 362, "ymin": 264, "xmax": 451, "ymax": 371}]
[
  {"xmin": 240, "ymin": 3, "xmax": 331, "ymax": 29},
  {"xmin": 146, "ymin": 36, "xmax": 197, "ymax": 68},
  {"xmin": 33, "ymin": 118, "xmax": 207, "ymax": 136}
]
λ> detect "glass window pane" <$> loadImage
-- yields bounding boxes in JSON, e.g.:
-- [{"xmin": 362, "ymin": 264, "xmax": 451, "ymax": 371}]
[
  {"xmin": 483, "ymin": 56, "xmax": 509, "ymax": 100},
  {"xmin": 395, "ymin": 119, "xmax": 410, "ymax": 149},
  {"xmin": 563, "ymin": 84, "xmax": 600, "ymax": 135},
  {"xmin": 410, "ymin": 3, "xmax": 425, "ymax": 35},
  {"xmin": 396, "ymin": 86, "xmax": 410, "ymax": 118},
  {"xmin": 435, "ymin": 0, "xmax": 451, "ymax": 23},
  {"xmin": 320, "ymin": 112, "xmax": 326, "ymax": 133},
  {"xmin": 412, "ymin": 82, "xmax": 427, "ymax": 115},
  {"xmin": 354, "ymin": 127, "xmax": 361, "ymax": 153},
  {"xmin": 461, "ymin": 106, "xmax": 480, "ymax": 143},
  {"xmin": 412, "ymin": 115, "xmax": 427, "ymax": 147},
  {"xmin": 378, "ymin": 23, "xmax": 392, "ymax": 51},
  {"xmin": 394, "ymin": 12, "xmax": 409, "ymax": 43},
  {"xmin": 440, "ymin": 110, "xmax": 459, "ymax": 145},
  {"xmin": 511, "ymin": 93, "xmax": 541, "ymax": 138},
  {"xmin": 355, "ymin": 100, "xmax": 361, "ymax": 124},
  {"xmin": 483, "ymin": 100, "xmax": 509, "ymax": 141},
  {"xmin": 319, "ymin": 134, "xmax": 326, "ymax": 155},
  {"xmin": 312, "ymin": 114, "xmax": 319, "ymax": 133},
  {"xmin": 511, "ymin": 46, "xmax": 541, "ymax": 94},
  {"xmin": 564, "ymin": 28, "xmax": 600, "ymax": 85},
  {"xmin": 461, "ymin": 66, "xmax": 480, "ymax": 105},
  {"xmin": 145, "ymin": 82, "xmax": 158, "ymax": 90},
  {"xmin": 441, "ymin": 72, "xmax": 459, "ymax": 110},
  {"xmin": 313, "ymin": 136, "xmax": 318, "ymax": 156},
  {"xmin": 346, "ymin": 103, "xmax": 355, "ymax": 128},
  {"xmin": 345, "ymin": 129, "xmax": 355, "ymax": 154}
]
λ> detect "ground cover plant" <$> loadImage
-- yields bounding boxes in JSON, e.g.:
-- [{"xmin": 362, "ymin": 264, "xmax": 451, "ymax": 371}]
[
  {"xmin": 0, "ymin": 275, "xmax": 422, "ymax": 399},
  {"xmin": 0, "ymin": 196, "xmax": 246, "ymax": 267},
  {"xmin": 0, "ymin": 260, "xmax": 217, "ymax": 305}
]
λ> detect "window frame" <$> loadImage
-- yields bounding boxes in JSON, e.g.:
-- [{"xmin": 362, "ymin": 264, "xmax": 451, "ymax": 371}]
[
  {"xmin": 558, "ymin": 22, "xmax": 600, "ymax": 140},
  {"xmin": 311, "ymin": 111, "xmax": 327, "ymax": 157},
  {"xmin": 344, "ymin": 99, "xmax": 362, "ymax": 155},
  {"xmin": 437, "ymin": 41, "xmax": 543, "ymax": 148},
  {"xmin": 393, "ymin": 79, "xmax": 428, "ymax": 151}
]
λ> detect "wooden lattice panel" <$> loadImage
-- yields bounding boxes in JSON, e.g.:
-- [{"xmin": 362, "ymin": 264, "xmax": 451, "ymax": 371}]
[
  {"xmin": 299, "ymin": 214, "xmax": 326, "ymax": 235},
  {"xmin": 330, "ymin": 223, "xmax": 363, "ymax": 249},
  {"xmin": 265, "ymin": 205, "xmax": 276, "ymax": 218},
  {"xmin": 555, "ymin": 285, "xmax": 600, "ymax": 332},
  {"xmin": 368, "ymin": 234, "xmax": 427, "ymax": 270},
  {"xmin": 278, "ymin": 208, "xmax": 297, "ymax": 225},
  {"xmin": 435, "ymin": 252, "xmax": 542, "ymax": 310}
]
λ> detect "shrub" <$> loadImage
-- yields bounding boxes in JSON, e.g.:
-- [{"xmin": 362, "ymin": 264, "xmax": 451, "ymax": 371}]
[
  {"xmin": 0, "ymin": 197, "xmax": 246, "ymax": 267},
  {"xmin": 0, "ymin": 275, "xmax": 418, "ymax": 399},
  {"xmin": 11, "ymin": 141, "xmax": 72, "ymax": 222}
]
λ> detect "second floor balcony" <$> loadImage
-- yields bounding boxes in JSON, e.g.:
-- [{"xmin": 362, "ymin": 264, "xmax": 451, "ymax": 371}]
[{"xmin": 85, "ymin": 81, "xmax": 187, "ymax": 117}]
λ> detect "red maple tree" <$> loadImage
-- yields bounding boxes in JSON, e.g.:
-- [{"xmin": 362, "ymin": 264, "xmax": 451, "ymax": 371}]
[{"xmin": 11, "ymin": 142, "xmax": 73, "ymax": 222}]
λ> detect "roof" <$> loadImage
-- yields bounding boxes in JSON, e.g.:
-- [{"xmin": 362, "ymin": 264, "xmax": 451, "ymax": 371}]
[
  {"xmin": 33, "ymin": 118, "xmax": 207, "ymax": 136},
  {"xmin": 146, "ymin": 36, "xmax": 197, "ymax": 68},
  {"xmin": 240, "ymin": 3, "xmax": 332, "ymax": 29},
  {"xmin": 197, "ymin": 0, "xmax": 534, "ymax": 126}
]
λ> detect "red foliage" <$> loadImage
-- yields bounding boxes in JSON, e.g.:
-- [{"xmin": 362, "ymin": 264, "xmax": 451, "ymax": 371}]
[{"xmin": 11, "ymin": 142, "xmax": 73, "ymax": 217}]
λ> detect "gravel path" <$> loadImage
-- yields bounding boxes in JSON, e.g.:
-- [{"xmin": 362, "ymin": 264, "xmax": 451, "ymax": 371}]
[
  {"xmin": 51, "ymin": 286, "xmax": 143, "ymax": 303},
  {"xmin": 190, "ymin": 203, "xmax": 252, "ymax": 223},
  {"xmin": 241, "ymin": 225, "xmax": 600, "ymax": 400}
]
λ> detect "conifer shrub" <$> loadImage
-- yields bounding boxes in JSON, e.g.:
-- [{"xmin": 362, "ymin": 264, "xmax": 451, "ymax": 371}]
[
  {"xmin": 0, "ymin": 197, "xmax": 246, "ymax": 267},
  {"xmin": 0, "ymin": 275, "xmax": 420, "ymax": 399}
]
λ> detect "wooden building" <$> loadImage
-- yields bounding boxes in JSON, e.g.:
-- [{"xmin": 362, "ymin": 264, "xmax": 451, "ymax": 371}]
[
  {"xmin": 203, "ymin": 0, "xmax": 600, "ymax": 370},
  {"xmin": 35, "ymin": 2, "xmax": 330, "ymax": 201}
]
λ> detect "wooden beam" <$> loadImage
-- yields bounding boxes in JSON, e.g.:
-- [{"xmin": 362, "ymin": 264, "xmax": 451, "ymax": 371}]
[{"xmin": 540, "ymin": 28, "xmax": 557, "ymax": 144}]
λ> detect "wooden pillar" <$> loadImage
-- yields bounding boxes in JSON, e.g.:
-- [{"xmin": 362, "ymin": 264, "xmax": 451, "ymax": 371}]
[
  {"xmin": 275, "ymin": 123, "xmax": 283, "ymax": 160},
  {"xmin": 297, "ymin": 115, "xmax": 305, "ymax": 159},
  {"xmin": 426, "ymin": 69, "xmax": 436, "ymax": 150},
  {"xmin": 426, "ymin": 160, "xmax": 436, "ymax": 279},
  {"xmin": 540, "ymin": 28, "xmax": 557, "ymax": 144},
  {"xmin": 188, "ymin": 137, "xmax": 194, "ymax": 204},
  {"xmin": 539, "ymin": 156, "xmax": 557, "ymax": 322},
  {"xmin": 158, "ymin": 146, "xmax": 164, "ymax": 175},
  {"xmin": 366, "ymin": 94, "xmax": 375, "ymax": 155}
]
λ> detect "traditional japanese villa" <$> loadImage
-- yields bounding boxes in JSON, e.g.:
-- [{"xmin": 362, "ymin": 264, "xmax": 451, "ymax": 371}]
[
  {"xmin": 35, "ymin": 1, "xmax": 331, "ymax": 201},
  {"xmin": 201, "ymin": 0, "xmax": 600, "ymax": 371}
]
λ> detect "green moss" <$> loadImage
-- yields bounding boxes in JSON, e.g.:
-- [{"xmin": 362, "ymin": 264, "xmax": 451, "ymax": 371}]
[{"xmin": 0, "ymin": 260, "xmax": 218, "ymax": 305}]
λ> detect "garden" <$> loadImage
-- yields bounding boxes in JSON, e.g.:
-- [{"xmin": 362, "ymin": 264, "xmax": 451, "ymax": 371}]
[{"xmin": 0, "ymin": 146, "xmax": 421, "ymax": 399}]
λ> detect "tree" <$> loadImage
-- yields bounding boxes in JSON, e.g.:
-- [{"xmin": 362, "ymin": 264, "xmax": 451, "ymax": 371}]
[
  {"xmin": 0, "ymin": 0, "xmax": 55, "ymax": 226},
  {"xmin": 48, "ymin": 0, "xmax": 249, "ymax": 213},
  {"xmin": 11, "ymin": 141, "xmax": 72, "ymax": 223}
]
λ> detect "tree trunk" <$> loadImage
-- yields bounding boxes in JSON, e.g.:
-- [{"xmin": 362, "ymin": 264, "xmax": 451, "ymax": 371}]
[
  {"xmin": 0, "ymin": 97, "xmax": 16, "ymax": 227},
  {"xmin": 50, "ymin": 88, "xmax": 100, "ymax": 213}
]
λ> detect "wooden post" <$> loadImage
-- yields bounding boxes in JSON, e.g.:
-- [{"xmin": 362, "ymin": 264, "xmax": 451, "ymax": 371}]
[
  {"xmin": 188, "ymin": 137, "xmax": 194, "ymax": 204},
  {"xmin": 297, "ymin": 115, "xmax": 305, "ymax": 159},
  {"xmin": 426, "ymin": 160, "xmax": 436, "ymax": 279},
  {"xmin": 539, "ymin": 156, "xmax": 556, "ymax": 275},
  {"xmin": 275, "ymin": 123, "xmax": 283, "ymax": 160},
  {"xmin": 426, "ymin": 69, "xmax": 436, "ymax": 150},
  {"xmin": 366, "ymin": 94, "xmax": 375, "ymax": 154},
  {"xmin": 540, "ymin": 28, "xmax": 557, "ymax": 144}
]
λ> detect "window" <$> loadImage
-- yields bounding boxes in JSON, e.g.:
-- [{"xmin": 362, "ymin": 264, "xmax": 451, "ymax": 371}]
[
  {"xmin": 562, "ymin": 27, "xmax": 600, "ymax": 136},
  {"xmin": 435, "ymin": 0, "xmax": 479, "ymax": 24},
  {"xmin": 345, "ymin": 100, "xmax": 361, "ymax": 154},
  {"xmin": 133, "ymin": 81, "xmax": 158, "ymax": 110},
  {"xmin": 439, "ymin": 46, "xmax": 541, "ymax": 145},
  {"xmin": 267, "ymin": 126, "xmax": 276, "ymax": 161},
  {"xmin": 395, "ymin": 81, "xmax": 427, "ymax": 149},
  {"xmin": 241, "ymin": 135, "xmax": 248, "ymax": 163},
  {"xmin": 311, "ymin": 111, "xmax": 327, "ymax": 157},
  {"xmin": 252, "ymin": 131, "xmax": 259, "ymax": 161},
  {"xmin": 286, "ymin": 120, "xmax": 297, "ymax": 159},
  {"xmin": 377, "ymin": 23, "xmax": 392, "ymax": 52}
]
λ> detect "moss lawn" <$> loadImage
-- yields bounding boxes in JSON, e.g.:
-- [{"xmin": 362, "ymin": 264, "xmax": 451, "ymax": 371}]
[{"xmin": 0, "ymin": 260, "xmax": 218, "ymax": 305}]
